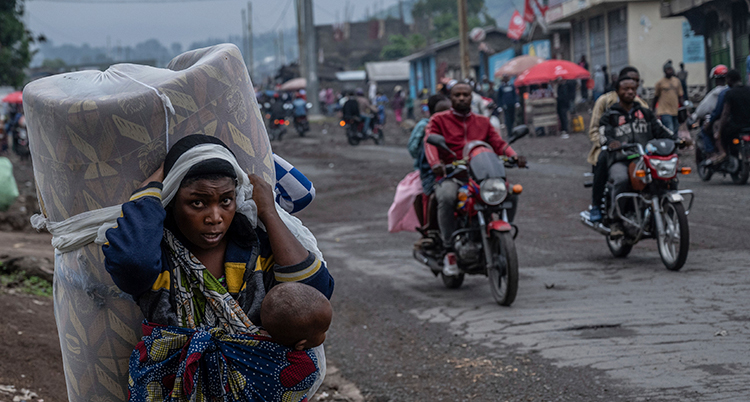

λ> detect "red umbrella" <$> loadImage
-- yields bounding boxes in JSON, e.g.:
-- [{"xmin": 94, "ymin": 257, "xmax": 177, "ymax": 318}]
[
  {"xmin": 1, "ymin": 91, "xmax": 23, "ymax": 104},
  {"xmin": 514, "ymin": 60, "xmax": 590, "ymax": 87},
  {"xmin": 494, "ymin": 55, "xmax": 544, "ymax": 78}
]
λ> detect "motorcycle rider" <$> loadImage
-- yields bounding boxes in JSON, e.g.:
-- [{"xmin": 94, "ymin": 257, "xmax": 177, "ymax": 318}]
[
  {"xmin": 424, "ymin": 82, "xmax": 526, "ymax": 276},
  {"xmin": 693, "ymin": 65, "xmax": 728, "ymax": 157},
  {"xmin": 355, "ymin": 89, "xmax": 377, "ymax": 134},
  {"xmin": 714, "ymin": 69, "xmax": 750, "ymax": 163},
  {"xmin": 588, "ymin": 66, "xmax": 648, "ymax": 222},
  {"xmin": 292, "ymin": 92, "xmax": 307, "ymax": 119},
  {"xmin": 269, "ymin": 93, "xmax": 287, "ymax": 122},
  {"xmin": 597, "ymin": 74, "xmax": 679, "ymax": 236}
]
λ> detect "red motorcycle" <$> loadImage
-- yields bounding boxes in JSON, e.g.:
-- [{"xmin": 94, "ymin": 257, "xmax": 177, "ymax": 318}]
[
  {"xmin": 581, "ymin": 139, "xmax": 694, "ymax": 270},
  {"xmin": 412, "ymin": 126, "xmax": 528, "ymax": 306}
]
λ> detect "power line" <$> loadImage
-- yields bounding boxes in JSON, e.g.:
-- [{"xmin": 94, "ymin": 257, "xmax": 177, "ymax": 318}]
[
  {"xmin": 267, "ymin": 0, "xmax": 294, "ymax": 32},
  {"xmin": 27, "ymin": 0, "xmax": 234, "ymax": 3}
]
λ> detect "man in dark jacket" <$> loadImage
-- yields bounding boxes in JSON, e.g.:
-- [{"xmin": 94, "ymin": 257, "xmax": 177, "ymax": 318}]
[
  {"xmin": 497, "ymin": 75, "xmax": 517, "ymax": 132},
  {"xmin": 592, "ymin": 74, "xmax": 678, "ymax": 234}
]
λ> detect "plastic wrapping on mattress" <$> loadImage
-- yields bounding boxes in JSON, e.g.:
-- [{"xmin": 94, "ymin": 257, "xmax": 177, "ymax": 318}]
[{"xmin": 23, "ymin": 44, "xmax": 273, "ymax": 402}]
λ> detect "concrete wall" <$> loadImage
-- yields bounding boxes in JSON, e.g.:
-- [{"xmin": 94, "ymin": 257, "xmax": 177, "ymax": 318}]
[
  {"xmin": 627, "ymin": 2, "xmax": 706, "ymax": 91},
  {"xmin": 316, "ymin": 19, "xmax": 409, "ymax": 72}
]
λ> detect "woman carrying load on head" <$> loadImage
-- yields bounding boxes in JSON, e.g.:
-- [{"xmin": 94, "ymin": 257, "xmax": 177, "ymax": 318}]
[{"xmin": 102, "ymin": 134, "xmax": 334, "ymax": 402}]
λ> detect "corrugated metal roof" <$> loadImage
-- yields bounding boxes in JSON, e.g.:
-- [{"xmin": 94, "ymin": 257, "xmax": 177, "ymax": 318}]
[{"xmin": 365, "ymin": 61, "xmax": 410, "ymax": 81}]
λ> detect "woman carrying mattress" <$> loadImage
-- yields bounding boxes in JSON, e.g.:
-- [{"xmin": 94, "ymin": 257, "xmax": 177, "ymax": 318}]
[{"xmin": 102, "ymin": 134, "xmax": 334, "ymax": 402}]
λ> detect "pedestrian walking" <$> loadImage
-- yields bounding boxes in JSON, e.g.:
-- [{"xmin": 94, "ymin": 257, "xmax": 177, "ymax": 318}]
[
  {"xmin": 677, "ymin": 62, "xmax": 688, "ymax": 99},
  {"xmin": 555, "ymin": 78, "xmax": 571, "ymax": 138},
  {"xmin": 578, "ymin": 55, "xmax": 590, "ymax": 100},
  {"xmin": 593, "ymin": 65, "xmax": 605, "ymax": 101},
  {"xmin": 653, "ymin": 61, "xmax": 684, "ymax": 133},
  {"xmin": 391, "ymin": 89, "xmax": 405, "ymax": 124},
  {"xmin": 406, "ymin": 95, "xmax": 415, "ymax": 120},
  {"xmin": 497, "ymin": 74, "xmax": 517, "ymax": 132}
]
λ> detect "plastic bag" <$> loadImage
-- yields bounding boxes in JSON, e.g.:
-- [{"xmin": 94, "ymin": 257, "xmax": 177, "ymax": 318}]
[{"xmin": 0, "ymin": 156, "xmax": 19, "ymax": 211}]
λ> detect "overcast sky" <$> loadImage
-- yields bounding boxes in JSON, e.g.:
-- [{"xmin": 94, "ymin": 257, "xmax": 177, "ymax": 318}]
[{"xmin": 26, "ymin": 0, "xmax": 403, "ymax": 48}]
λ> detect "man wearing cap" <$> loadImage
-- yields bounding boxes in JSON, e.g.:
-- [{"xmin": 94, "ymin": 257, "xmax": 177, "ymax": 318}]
[{"xmin": 652, "ymin": 61, "xmax": 684, "ymax": 134}]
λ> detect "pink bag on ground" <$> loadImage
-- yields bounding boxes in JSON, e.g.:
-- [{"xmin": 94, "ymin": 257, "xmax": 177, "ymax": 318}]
[{"xmin": 388, "ymin": 170, "xmax": 423, "ymax": 233}]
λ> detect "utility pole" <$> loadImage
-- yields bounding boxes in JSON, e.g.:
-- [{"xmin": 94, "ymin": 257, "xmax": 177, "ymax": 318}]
[
  {"xmin": 457, "ymin": 0, "xmax": 470, "ymax": 80},
  {"xmin": 303, "ymin": 0, "xmax": 320, "ymax": 114},
  {"xmin": 296, "ymin": 0, "xmax": 307, "ymax": 81},
  {"xmin": 279, "ymin": 30, "xmax": 286, "ymax": 65},
  {"xmin": 247, "ymin": 2, "xmax": 254, "ymax": 80}
]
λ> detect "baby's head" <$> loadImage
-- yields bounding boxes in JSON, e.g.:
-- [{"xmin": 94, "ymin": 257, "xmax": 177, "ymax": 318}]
[{"xmin": 261, "ymin": 283, "xmax": 333, "ymax": 350}]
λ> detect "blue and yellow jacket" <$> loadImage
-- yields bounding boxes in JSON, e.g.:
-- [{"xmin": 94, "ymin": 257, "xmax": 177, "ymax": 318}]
[{"xmin": 102, "ymin": 182, "xmax": 334, "ymax": 326}]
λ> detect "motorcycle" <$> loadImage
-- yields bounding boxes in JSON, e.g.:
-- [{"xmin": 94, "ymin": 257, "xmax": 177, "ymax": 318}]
[
  {"xmin": 695, "ymin": 125, "xmax": 750, "ymax": 185},
  {"xmin": 294, "ymin": 113, "xmax": 310, "ymax": 137},
  {"xmin": 340, "ymin": 114, "xmax": 384, "ymax": 146},
  {"xmin": 266, "ymin": 116, "xmax": 289, "ymax": 141},
  {"xmin": 581, "ymin": 139, "xmax": 694, "ymax": 271},
  {"xmin": 412, "ymin": 125, "xmax": 529, "ymax": 306}
]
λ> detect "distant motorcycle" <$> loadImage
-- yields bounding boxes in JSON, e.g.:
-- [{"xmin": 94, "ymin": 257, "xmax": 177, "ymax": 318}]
[
  {"xmin": 581, "ymin": 139, "xmax": 694, "ymax": 271},
  {"xmin": 340, "ymin": 114, "xmax": 384, "ymax": 146},
  {"xmin": 266, "ymin": 116, "xmax": 288, "ymax": 141},
  {"xmin": 695, "ymin": 126, "xmax": 750, "ymax": 185},
  {"xmin": 412, "ymin": 125, "xmax": 529, "ymax": 306}
]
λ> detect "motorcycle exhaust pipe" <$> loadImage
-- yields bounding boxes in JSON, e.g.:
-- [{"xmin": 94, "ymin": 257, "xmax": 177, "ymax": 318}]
[{"xmin": 579, "ymin": 212, "xmax": 611, "ymax": 235}]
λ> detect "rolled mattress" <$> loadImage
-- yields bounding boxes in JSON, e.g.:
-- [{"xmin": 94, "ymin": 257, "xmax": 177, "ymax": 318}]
[{"xmin": 23, "ymin": 44, "xmax": 273, "ymax": 402}]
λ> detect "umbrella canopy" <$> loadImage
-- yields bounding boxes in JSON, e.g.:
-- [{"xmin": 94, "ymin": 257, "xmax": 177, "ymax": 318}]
[
  {"xmin": 1, "ymin": 91, "xmax": 23, "ymax": 104},
  {"xmin": 514, "ymin": 60, "xmax": 590, "ymax": 87},
  {"xmin": 279, "ymin": 77, "xmax": 306, "ymax": 91},
  {"xmin": 494, "ymin": 55, "xmax": 544, "ymax": 78}
]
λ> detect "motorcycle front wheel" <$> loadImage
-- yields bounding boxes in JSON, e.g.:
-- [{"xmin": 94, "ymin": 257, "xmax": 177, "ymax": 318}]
[
  {"xmin": 488, "ymin": 231, "xmax": 519, "ymax": 306},
  {"xmin": 658, "ymin": 201, "xmax": 689, "ymax": 271},
  {"xmin": 606, "ymin": 235, "xmax": 633, "ymax": 258},
  {"xmin": 695, "ymin": 146, "xmax": 713, "ymax": 182}
]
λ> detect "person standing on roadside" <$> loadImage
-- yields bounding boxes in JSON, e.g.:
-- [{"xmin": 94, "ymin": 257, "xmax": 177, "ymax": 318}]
[
  {"xmin": 578, "ymin": 55, "xmax": 590, "ymax": 100},
  {"xmin": 555, "ymin": 78, "xmax": 571, "ymax": 138},
  {"xmin": 677, "ymin": 62, "xmax": 689, "ymax": 99},
  {"xmin": 497, "ymin": 74, "xmax": 517, "ymax": 133},
  {"xmin": 593, "ymin": 65, "xmax": 606, "ymax": 101},
  {"xmin": 653, "ymin": 61, "xmax": 684, "ymax": 134},
  {"xmin": 391, "ymin": 90, "xmax": 405, "ymax": 124}
]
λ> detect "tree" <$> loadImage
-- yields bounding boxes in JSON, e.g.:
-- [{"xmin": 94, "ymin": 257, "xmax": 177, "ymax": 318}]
[
  {"xmin": 411, "ymin": 0, "xmax": 496, "ymax": 42},
  {"xmin": 0, "ymin": 0, "xmax": 43, "ymax": 88},
  {"xmin": 381, "ymin": 34, "xmax": 429, "ymax": 60}
]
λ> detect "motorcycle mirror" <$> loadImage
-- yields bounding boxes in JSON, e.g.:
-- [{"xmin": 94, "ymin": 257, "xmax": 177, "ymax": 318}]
[
  {"xmin": 426, "ymin": 135, "xmax": 457, "ymax": 157},
  {"xmin": 306, "ymin": 103, "xmax": 313, "ymax": 109},
  {"xmin": 508, "ymin": 125, "xmax": 530, "ymax": 145}
]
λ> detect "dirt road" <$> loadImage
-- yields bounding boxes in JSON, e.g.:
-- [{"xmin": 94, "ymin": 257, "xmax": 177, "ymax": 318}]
[{"xmin": 1, "ymin": 119, "xmax": 748, "ymax": 402}]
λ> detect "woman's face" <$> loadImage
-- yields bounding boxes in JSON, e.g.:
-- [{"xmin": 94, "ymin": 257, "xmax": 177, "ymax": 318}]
[{"xmin": 173, "ymin": 177, "xmax": 236, "ymax": 251}]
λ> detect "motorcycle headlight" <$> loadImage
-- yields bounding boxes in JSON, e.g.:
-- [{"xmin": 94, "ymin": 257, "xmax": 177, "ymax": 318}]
[
  {"xmin": 480, "ymin": 178, "xmax": 507, "ymax": 205},
  {"xmin": 650, "ymin": 157, "xmax": 678, "ymax": 178}
]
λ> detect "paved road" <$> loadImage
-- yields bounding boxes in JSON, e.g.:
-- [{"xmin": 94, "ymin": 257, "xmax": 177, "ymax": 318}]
[{"xmin": 275, "ymin": 127, "xmax": 750, "ymax": 401}]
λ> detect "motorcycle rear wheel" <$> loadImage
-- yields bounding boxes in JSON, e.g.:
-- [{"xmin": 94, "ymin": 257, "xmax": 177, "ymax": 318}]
[
  {"xmin": 606, "ymin": 235, "xmax": 633, "ymax": 258},
  {"xmin": 346, "ymin": 127, "xmax": 360, "ymax": 146},
  {"xmin": 441, "ymin": 273, "xmax": 465, "ymax": 289},
  {"xmin": 658, "ymin": 201, "xmax": 689, "ymax": 271},
  {"xmin": 373, "ymin": 128, "xmax": 384, "ymax": 145},
  {"xmin": 268, "ymin": 128, "xmax": 278, "ymax": 141},
  {"xmin": 488, "ymin": 231, "xmax": 518, "ymax": 306},
  {"xmin": 730, "ymin": 161, "xmax": 749, "ymax": 184}
]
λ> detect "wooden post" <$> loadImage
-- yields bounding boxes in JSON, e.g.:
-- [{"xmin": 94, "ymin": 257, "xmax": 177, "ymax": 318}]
[{"xmin": 458, "ymin": 0, "xmax": 470, "ymax": 80}]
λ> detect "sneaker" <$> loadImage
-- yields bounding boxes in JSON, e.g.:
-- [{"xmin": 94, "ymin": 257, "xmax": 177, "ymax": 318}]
[
  {"xmin": 561, "ymin": 132, "xmax": 570, "ymax": 139},
  {"xmin": 589, "ymin": 206, "xmax": 602, "ymax": 223},
  {"xmin": 442, "ymin": 252, "xmax": 459, "ymax": 276}
]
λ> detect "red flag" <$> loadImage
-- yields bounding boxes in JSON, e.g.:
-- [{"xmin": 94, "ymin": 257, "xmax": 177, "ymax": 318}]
[
  {"xmin": 524, "ymin": 0, "xmax": 535, "ymax": 23},
  {"xmin": 533, "ymin": 0, "xmax": 549, "ymax": 17},
  {"xmin": 507, "ymin": 10, "xmax": 526, "ymax": 40}
]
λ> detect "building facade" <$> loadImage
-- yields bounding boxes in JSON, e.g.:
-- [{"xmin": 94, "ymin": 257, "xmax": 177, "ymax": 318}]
[
  {"xmin": 661, "ymin": 0, "xmax": 750, "ymax": 84},
  {"xmin": 548, "ymin": 0, "xmax": 707, "ymax": 96}
]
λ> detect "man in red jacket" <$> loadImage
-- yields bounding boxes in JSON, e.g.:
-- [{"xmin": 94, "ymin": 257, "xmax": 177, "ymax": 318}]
[{"xmin": 424, "ymin": 82, "xmax": 525, "ymax": 275}]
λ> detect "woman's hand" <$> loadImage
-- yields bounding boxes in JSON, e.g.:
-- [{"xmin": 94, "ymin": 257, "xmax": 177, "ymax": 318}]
[
  {"xmin": 249, "ymin": 174, "xmax": 277, "ymax": 221},
  {"xmin": 139, "ymin": 163, "xmax": 164, "ymax": 188}
]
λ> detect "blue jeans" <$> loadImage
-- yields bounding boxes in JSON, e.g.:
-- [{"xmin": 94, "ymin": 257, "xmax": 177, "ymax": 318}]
[
  {"xmin": 700, "ymin": 129, "xmax": 717, "ymax": 154},
  {"xmin": 660, "ymin": 115, "xmax": 679, "ymax": 134}
]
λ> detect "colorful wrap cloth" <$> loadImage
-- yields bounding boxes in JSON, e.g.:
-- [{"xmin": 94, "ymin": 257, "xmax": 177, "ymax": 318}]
[{"xmin": 129, "ymin": 323, "xmax": 319, "ymax": 402}]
